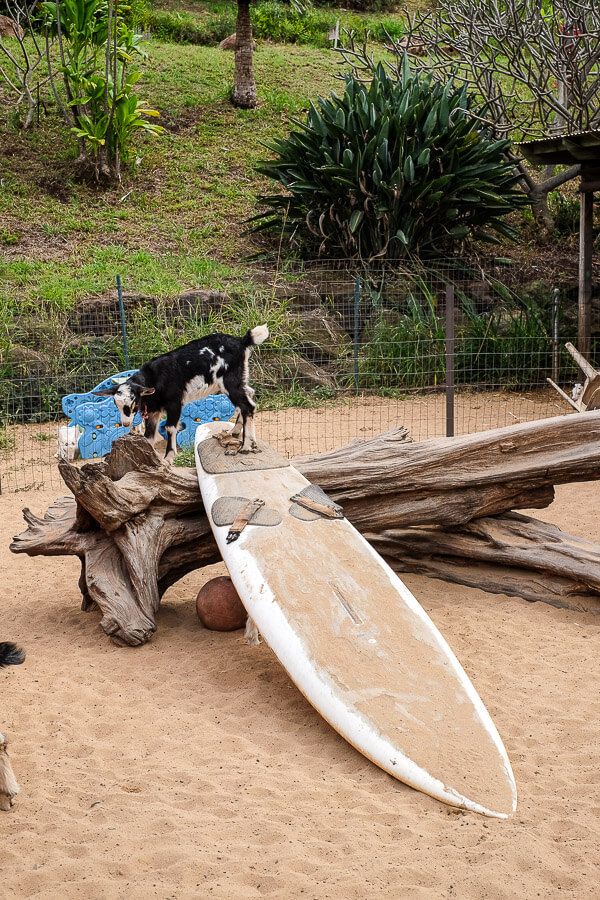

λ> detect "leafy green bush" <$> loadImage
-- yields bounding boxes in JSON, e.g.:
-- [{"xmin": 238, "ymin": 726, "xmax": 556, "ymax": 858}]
[
  {"xmin": 252, "ymin": 2, "xmax": 403, "ymax": 47},
  {"xmin": 312, "ymin": 0, "xmax": 398, "ymax": 10},
  {"xmin": 548, "ymin": 191, "xmax": 580, "ymax": 237},
  {"xmin": 41, "ymin": 0, "xmax": 163, "ymax": 181},
  {"xmin": 359, "ymin": 278, "xmax": 445, "ymax": 389},
  {"xmin": 360, "ymin": 283, "xmax": 553, "ymax": 391},
  {"xmin": 145, "ymin": 8, "xmax": 235, "ymax": 46},
  {"xmin": 144, "ymin": 2, "xmax": 402, "ymax": 48},
  {"xmin": 253, "ymin": 61, "xmax": 526, "ymax": 261}
]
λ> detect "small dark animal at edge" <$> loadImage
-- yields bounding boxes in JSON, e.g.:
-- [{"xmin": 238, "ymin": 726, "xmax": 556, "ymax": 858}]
[
  {"xmin": 94, "ymin": 325, "xmax": 269, "ymax": 461},
  {"xmin": 0, "ymin": 644, "xmax": 25, "ymax": 668}
]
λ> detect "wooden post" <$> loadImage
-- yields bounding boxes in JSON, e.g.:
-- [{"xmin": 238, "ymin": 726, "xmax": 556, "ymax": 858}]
[
  {"xmin": 445, "ymin": 283, "xmax": 455, "ymax": 438},
  {"xmin": 578, "ymin": 189, "xmax": 594, "ymax": 358}
]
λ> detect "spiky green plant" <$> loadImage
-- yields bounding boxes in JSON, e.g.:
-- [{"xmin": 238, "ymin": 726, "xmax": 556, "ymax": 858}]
[{"xmin": 252, "ymin": 60, "xmax": 526, "ymax": 261}]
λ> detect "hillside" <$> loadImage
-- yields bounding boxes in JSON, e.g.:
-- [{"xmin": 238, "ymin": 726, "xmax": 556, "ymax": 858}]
[
  {"xmin": 0, "ymin": 38, "xmax": 343, "ymax": 307},
  {"xmin": 0, "ymin": 2, "xmax": 587, "ymax": 315}
]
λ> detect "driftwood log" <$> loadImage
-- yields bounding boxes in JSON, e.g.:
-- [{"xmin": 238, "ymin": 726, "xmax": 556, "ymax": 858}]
[
  {"xmin": 547, "ymin": 341, "xmax": 600, "ymax": 412},
  {"xmin": 11, "ymin": 411, "xmax": 600, "ymax": 645}
]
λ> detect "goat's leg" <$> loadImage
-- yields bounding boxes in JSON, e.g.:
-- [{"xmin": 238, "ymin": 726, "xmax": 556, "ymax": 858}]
[
  {"xmin": 244, "ymin": 617, "xmax": 261, "ymax": 646},
  {"xmin": 163, "ymin": 402, "xmax": 182, "ymax": 463},
  {"xmin": 144, "ymin": 411, "xmax": 162, "ymax": 447},
  {"xmin": 224, "ymin": 382, "xmax": 258, "ymax": 454},
  {"xmin": 240, "ymin": 384, "xmax": 259, "ymax": 452},
  {"xmin": 241, "ymin": 413, "xmax": 258, "ymax": 453},
  {"xmin": 230, "ymin": 408, "xmax": 242, "ymax": 438}
]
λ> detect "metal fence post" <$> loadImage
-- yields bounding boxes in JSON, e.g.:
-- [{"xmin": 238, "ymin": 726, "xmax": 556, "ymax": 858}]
[
  {"xmin": 445, "ymin": 283, "xmax": 455, "ymax": 438},
  {"xmin": 116, "ymin": 274, "xmax": 130, "ymax": 369},
  {"xmin": 353, "ymin": 276, "xmax": 361, "ymax": 395},
  {"xmin": 552, "ymin": 287, "xmax": 560, "ymax": 384}
]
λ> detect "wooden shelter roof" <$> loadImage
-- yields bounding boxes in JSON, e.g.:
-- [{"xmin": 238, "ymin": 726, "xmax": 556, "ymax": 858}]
[{"xmin": 517, "ymin": 129, "xmax": 600, "ymax": 166}]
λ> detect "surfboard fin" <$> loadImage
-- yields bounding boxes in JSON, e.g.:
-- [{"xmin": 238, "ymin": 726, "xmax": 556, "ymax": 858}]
[
  {"xmin": 226, "ymin": 498, "xmax": 266, "ymax": 544},
  {"xmin": 289, "ymin": 484, "xmax": 344, "ymax": 520}
]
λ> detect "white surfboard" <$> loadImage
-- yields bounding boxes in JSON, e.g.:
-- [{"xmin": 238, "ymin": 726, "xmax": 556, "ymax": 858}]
[{"xmin": 195, "ymin": 423, "xmax": 516, "ymax": 818}]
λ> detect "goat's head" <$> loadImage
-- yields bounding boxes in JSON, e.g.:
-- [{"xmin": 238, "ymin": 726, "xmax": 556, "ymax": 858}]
[{"xmin": 94, "ymin": 376, "xmax": 155, "ymax": 428}]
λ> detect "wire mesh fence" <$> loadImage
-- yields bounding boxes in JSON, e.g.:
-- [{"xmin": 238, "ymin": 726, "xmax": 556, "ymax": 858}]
[{"xmin": 0, "ymin": 258, "xmax": 593, "ymax": 493}]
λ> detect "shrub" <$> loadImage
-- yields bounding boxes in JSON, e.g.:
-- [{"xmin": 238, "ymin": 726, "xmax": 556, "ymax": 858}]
[
  {"xmin": 549, "ymin": 191, "xmax": 580, "ymax": 237},
  {"xmin": 253, "ymin": 61, "xmax": 526, "ymax": 261},
  {"xmin": 40, "ymin": 0, "xmax": 163, "ymax": 181},
  {"xmin": 252, "ymin": 2, "xmax": 404, "ymax": 47},
  {"xmin": 145, "ymin": 8, "xmax": 235, "ymax": 45},
  {"xmin": 360, "ymin": 280, "xmax": 552, "ymax": 391},
  {"xmin": 312, "ymin": 0, "xmax": 398, "ymax": 10},
  {"xmin": 144, "ymin": 3, "xmax": 402, "ymax": 49}
]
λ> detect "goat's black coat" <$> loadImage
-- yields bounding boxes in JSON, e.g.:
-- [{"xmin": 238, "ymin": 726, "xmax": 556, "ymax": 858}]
[{"xmin": 135, "ymin": 331, "xmax": 255, "ymax": 414}]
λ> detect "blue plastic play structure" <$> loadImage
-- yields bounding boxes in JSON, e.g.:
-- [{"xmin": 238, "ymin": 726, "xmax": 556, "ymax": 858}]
[{"xmin": 62, "ymin": 371, "xmax": 235, "ymax": 460}]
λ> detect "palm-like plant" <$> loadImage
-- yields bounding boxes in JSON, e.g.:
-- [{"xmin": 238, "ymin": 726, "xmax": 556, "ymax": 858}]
[{"xmin": 252, "ymin": 61, "xmax": 526, "ymax": 260}]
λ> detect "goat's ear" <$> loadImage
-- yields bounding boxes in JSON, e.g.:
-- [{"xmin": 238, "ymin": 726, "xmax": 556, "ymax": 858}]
[
  {"xmin": 139, "ymin": 386, "xmax": 155, "ymax": 396},
  {"xmin": 93, "ymin": 386, "xmax": 119, "ymax": 397}
]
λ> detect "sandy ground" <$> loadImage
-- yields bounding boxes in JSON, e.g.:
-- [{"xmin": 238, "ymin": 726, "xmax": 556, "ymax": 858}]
[{"xmin": 2, "ymin": 425, "xmax": 600, "ymax": 897}]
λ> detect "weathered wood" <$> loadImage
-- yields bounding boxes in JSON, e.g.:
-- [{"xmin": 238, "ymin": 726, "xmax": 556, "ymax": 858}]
[
  {"xmin": 565, "ymin": 341, "xmax": 597, "ymax": 381},
  {"xmin": 369, "ymin": 514, "xmax": 600, "ymax": 614},
  {"xmin": 549, "ymin": 344, "xmax": 600, "ymax": 412},
  {"xmin": 546, "ymin": 377, "xmax": 580, "ymax": 411},
  {"xmin": 10, "ymin": 412, "xmax": 600, "ymax": 645},
  {"xmin": 11, "ymin": 440, "xmax": 220, "ymax": 646},
  {"xmin": 298, "ymin": 411, "xmax": 600, "ymax": 526}
]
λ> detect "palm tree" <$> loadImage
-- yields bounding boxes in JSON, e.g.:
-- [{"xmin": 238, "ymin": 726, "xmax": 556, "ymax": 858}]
[{"xmin": 232, "ymin": 0, "xmax": 257, "ymax": 109}]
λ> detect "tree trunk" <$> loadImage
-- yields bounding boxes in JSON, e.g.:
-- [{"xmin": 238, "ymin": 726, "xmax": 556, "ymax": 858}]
[
  {"xmin": 232, "ymin": 0, "xmax": 257, "ymax": 109},
  {"xmin": 10, "ymin": 411, "xmax": 600, "ymax": 646}
]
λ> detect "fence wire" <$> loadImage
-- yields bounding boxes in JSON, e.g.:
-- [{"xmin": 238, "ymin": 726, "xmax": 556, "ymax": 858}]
[{"xmin": 0, "ymin": 259, "xmax": 594, "ymax": 493}]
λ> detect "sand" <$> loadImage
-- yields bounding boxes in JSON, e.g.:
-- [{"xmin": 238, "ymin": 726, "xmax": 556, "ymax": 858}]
[{"xmin": 2, "ymin": 468, "xmax": 600, "ymax": 896}]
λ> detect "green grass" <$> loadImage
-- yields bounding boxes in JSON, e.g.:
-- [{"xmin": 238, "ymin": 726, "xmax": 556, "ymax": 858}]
[{"xmin": 0, "ymin": 41, "xmax": 340, "ymax": 310}]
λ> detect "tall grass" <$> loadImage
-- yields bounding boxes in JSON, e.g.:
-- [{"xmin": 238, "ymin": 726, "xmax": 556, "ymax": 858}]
[{"xmin": 360, "ymin": 281, "xmax": 555, "ymax": 392}]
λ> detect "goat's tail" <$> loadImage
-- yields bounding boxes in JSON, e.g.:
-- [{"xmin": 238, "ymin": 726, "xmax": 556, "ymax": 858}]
[
  {"xmin": 0, "ymin": 643, "xmax": 25, "ymax": 668},
  {"xmin": 243, "ymin": 324, "xmax": 269, "ymax": 348}
]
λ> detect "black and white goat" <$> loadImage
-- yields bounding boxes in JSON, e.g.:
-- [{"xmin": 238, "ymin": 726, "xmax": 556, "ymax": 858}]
[
  {"xmin": 95, "ymin": 324, "xmax": 269, "ymax": 461},
  {"xmin": 1, "ymin": 642, "xmax": 25, "ymax": 811}
]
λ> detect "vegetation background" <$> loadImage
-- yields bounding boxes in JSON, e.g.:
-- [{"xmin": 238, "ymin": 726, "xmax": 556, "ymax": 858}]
[{"xmin": 0, "ymin": 0, "xmax": 596, "ymax": 432}]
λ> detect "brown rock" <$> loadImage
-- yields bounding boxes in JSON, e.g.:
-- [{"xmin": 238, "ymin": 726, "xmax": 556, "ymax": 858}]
[
  {"xmin": 196, "ymin": 576, "xmax": 247, "ymax": 631},
  {"xmin": 68, "ymin": 294, "xmax": 157, "ymax": 336},
  {"xmin": 171, "ymin": 289, "xmax": 227, "ymax": 318},
  {"xmin": 0, "ymin": 15, "xmax": 24, "ymax": 39},
  {"xmin": 219, "ymin": 33, "xmax": 256, "ymax": 51},
  {"xmin": 294, "ymin": 309, "xmax": 350, "ymax": 364},
  {"xmin": 9, "ymin": 345, "xmax": 51, "ymax": 375}
]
